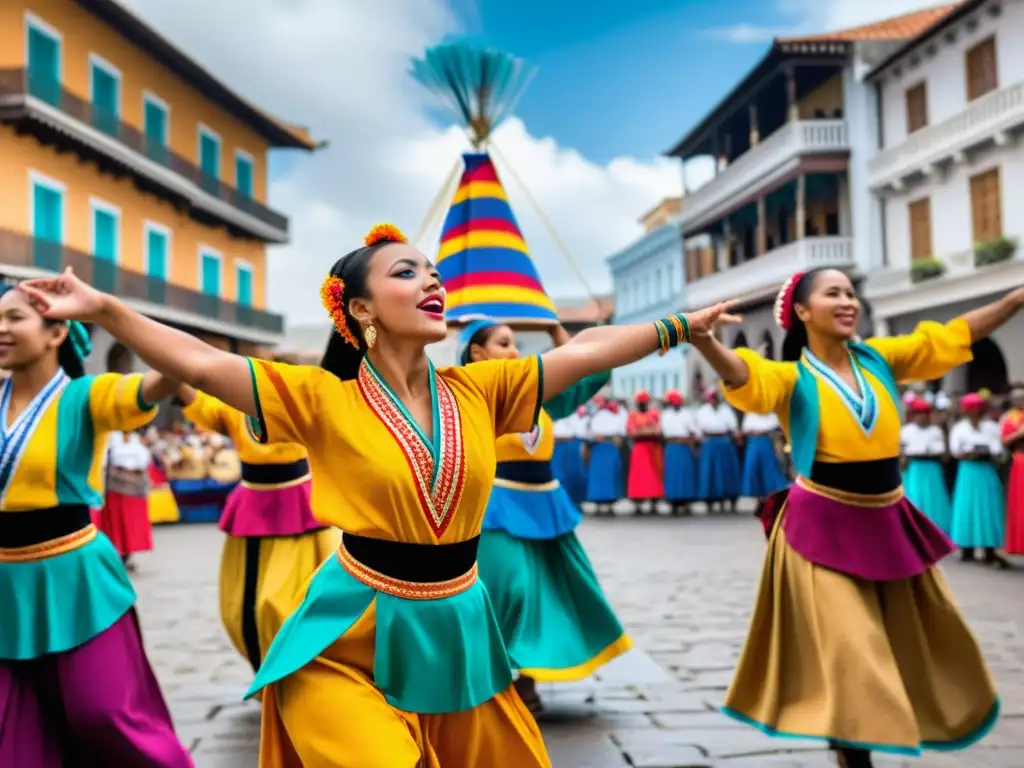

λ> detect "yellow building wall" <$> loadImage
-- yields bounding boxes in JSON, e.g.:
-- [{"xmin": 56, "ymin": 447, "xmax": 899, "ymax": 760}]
[
  {"xmin": 798, "ymin": 74, "xmax": 844, "ymax": 119},
  {"xmin": 7, "ymin": 0, "xmax": 270, "ymax": 204},
  {"xmin": 0, "ymin": 126, "xmax": 267, "ymax": 308}
]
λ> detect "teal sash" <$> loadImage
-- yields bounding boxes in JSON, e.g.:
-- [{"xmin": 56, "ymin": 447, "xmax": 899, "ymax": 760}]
[{"xmin": 789, "ymin": 343, "xmax": 901, "ymax": 479}]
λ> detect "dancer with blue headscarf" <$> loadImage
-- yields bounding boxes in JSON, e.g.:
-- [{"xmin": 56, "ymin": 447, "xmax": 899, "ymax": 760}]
[{"xmin": 458, "ymin": 318, "xmax": 631, "ymax": 714}]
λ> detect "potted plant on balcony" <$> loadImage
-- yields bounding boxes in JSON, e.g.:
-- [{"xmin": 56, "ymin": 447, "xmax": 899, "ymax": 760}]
[
  {"xmin": 973, "ymin": 235, "xmax": 1018, "ymax": 268},
  {"xmin": 910, "ymin": 256, "xmax": 945, "ymax": 283}
]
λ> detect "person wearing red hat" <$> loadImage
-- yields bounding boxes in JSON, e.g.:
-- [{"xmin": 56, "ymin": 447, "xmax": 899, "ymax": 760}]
[
  {"xmin": 949, "ymin": 393, "xmax": 1009, "ymax": 568},
  {"xmin": 900, "ymin": 396, "xmax": 952, "ymax": 535},
  {"xmin": 695, "ymin": 386, "xmax": 741, "ymax": 512},
  {"xmin": 626, "ymin": 391, "xmax": 664, "ymax": 512},
  {"xmin": 739, "ymin": 408, "xmax": 788, "ymax": 507},
  {"xmin": 587, "ymin": 398, "xmax": 624, "ymax": 513},
  {"xmin": 1000, "ymin": 388, "xmax": 1024, "ymax": 555},
  {"xmin": 685, "ymin": 265, "xmax": 1020, "ymax": 766},
  {"xmin": 661, "ymin": 389, "xmax": 699, "ymax": 514}
]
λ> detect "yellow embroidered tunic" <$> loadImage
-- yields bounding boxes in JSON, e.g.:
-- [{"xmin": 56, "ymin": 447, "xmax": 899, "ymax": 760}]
[
  {"xmin": 0, "ymin": 372, "xmax": 158, "ymax": 659},
  {"xmin": 245, "ymin": 354, "xmax": 544, "ymax": 712}
]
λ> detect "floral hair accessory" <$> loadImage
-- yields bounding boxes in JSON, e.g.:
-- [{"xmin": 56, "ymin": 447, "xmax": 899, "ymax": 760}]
[
  {"xmin": 364, "ymin": 223, "xmax": 408, "ymax": 247},
  {"xmin": 773, "ymin": 271, "xmax": 806, "ymax": 330},
  {"xmin": 320, "ymin": 275, "xmax": 359, "ymax": 350}
]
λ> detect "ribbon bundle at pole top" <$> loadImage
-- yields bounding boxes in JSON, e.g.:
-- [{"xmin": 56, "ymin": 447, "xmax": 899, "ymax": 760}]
[{"xmin": 410, "ymin": 41, "xmax": 595, "ymax": 327}]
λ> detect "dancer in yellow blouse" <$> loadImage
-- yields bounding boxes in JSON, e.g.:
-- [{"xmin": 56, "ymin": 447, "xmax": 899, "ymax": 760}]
[
  {"xmin": 0, "ymin": 283, "xmax": 192, "ymax": 766},
  {"xmin": 181, "ymin": 388, "xmax": 339, "ymax": 673},
  {"xmin": 690, "ymin": 267, "xmax": 1017, "ymax": 768}
]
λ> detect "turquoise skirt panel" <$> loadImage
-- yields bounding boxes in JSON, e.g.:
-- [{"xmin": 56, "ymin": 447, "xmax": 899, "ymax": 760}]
[
  {"xmin": 374, "ymin": 580, "xmax": 512, "ymax": 713},
  {"xmin": 478, "ymin": 529, "xmax": 628, "ymax": 677},
  {"xmin": 903, "ymin": 459, "xmax": 953, "ymax": 536},
  {"xmin": 482, "ymin": 481, "xmax": 582, "ymax": 539},
  {"xmin": 246, "ymin": 556, "xmax": 375, "ymax": 699},
  {"xmin": 950, "ymin": 460, "xmax": 1006, "ymax": 548},
  {"xmin": 246, "ymin": 554, "xmax": 515, "ymax": 714},
  {"xmin": 0, "ymin": 532, "xmax": 136, "ymax": 660}
]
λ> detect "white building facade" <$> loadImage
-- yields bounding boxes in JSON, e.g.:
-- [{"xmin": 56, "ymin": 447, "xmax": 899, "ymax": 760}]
[
  {"xmin": 607, "ymin": 218, "xmax": 688, "ymax": 398},
  {"xmin": 663, "ymin": 9, "xmax": 952, "ymax": 388},
  {"xmin": 865, "ymin": 0, "xmax": 1024, "ymax": 393}
]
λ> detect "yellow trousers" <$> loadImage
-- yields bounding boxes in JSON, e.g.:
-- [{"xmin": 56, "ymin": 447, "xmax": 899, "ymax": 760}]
[{"xmin": 258, "ymin": 601, "xmax": 552, "ymax": 768}]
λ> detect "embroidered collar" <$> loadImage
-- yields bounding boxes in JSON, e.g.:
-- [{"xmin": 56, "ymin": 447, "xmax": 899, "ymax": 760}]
[
  {"xmin": 357, "ymin": 358, "xmax": 466, "ymax": 539},
  {"xmin": 803, "ymin": 348, "xmax": 878, "ymax": 436},
  {"xmin": 0, "ymin": 369, "xmax": 70, "ymax": 505}
]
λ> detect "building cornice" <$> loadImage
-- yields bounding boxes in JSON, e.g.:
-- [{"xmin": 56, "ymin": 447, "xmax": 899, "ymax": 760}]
[{"xmin": 606, "ymin": 222, "xmax": 682, "ymax": 273}]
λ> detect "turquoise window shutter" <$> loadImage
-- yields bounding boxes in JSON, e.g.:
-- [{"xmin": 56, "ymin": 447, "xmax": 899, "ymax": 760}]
[
  {"xmin": 235, "ymin": 154, "xmax": 253, "ymax": 197},
  {"xmin": 202, "ymin": 253, "xmax": 221, "ymax": 296},
  {"xmin": 200, "ymin": 132, "xmax": 221, "ymax": 180},
  {"xmin": 237, "ymin": 267, "xmax": 253, "ymax": 306},
  {"xmin": 147, "ymin": 231, "xmax": 167, "ymax": 279},
  {"xmin": 27, "ymin": 26, "xmax": 60, "ymax": 105},
  {"xmin": 93, "ymin": 209, "xmax": 117, "ymax": 262},
  {"xmin": 144, "ymin": 100, "xmax": 167, "ymax": 146}
]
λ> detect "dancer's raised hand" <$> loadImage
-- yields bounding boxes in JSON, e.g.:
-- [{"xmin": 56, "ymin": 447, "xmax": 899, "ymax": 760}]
[
  {"xmin": 688, "ymin": 301, "xmax": 742, "ymax": 339},
  {"xmin": 17, "ymin": 267, "xmax": 107, "ymax": 322}
]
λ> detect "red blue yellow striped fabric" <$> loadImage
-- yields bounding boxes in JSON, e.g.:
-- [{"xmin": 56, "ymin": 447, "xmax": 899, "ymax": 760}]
[{"xmin": 437, "ymin": 153, "xmax": 557, "ymax": 323}]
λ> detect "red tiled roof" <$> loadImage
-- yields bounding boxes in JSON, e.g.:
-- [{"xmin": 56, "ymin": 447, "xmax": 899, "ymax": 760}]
[{"xmin": 778, "ymin": 4, "xmax": 960, "ymax": 44}]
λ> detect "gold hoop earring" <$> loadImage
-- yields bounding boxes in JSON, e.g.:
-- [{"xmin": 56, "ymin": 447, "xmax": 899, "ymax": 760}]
[{"xmin": 364, "ymin": 324, "xmax": 377, "ymax": 349}]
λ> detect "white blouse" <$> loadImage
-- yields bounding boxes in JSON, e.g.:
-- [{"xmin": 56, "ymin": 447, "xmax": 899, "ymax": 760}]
[
  {"xmin": 696, "ymin": 404, "xmax": 738, "ymax": 436},
  {"xmin": 900, "ymin": 423, "xmax": 946, "ymax": 457},
  {"xmin": 108, "ymin": 432, "xmax": 152, "ymax": 471},
  {"xmin": 589, "ymin": 410, "xmax": 622, "ymax": 438},
  {"xmin": 552, "ymin": 416, "xmax": 575, "ymax": 439},
  {"xmin": 742, "ymin": 411, "xmax": 779, "ymax": 434},
  {"xmin": 661, "ymin": 408, "xmax": 699, "ymax": 439},
  {"xmin": 948, "ymin": 419, "xmax": 1004, "ymax": 458}
]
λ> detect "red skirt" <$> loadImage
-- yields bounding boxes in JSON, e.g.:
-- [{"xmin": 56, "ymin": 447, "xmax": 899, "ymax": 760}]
[
  {"xmin": 1006, "ymin": 454, "xmax": 1024, "ymax": 554},
  {"xmin": 627, "ymin": 441, "xmax": 664, "ymax": 499},
  {"xmin": 98, "ymin": 491, "xmax": 154, "ymax": 556}
]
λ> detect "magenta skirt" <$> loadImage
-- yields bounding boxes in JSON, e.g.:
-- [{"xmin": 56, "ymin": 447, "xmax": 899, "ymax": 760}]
[
  {"xmin": 0, "ymin": 610, "xmax": 193, "ymax": 767},
  {"xmin": 758, "ymin": 476, "xmax": 955, "ymax": 581},
  {"xmin": 218, "ymin": 479, "xmax": 320, "ymax": 537}
]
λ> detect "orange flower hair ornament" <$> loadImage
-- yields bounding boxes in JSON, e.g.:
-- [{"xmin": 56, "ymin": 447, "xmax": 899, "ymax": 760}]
[
  {"xmin": 320, "ymin": 223, "xmax": 410, "ymax": 349},
  {"xmin": 364, "ymin": 222, "xmax": 408, "ymax": 247}
]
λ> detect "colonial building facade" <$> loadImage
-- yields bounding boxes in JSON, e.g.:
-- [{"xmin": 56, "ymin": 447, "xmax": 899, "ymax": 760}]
[
  {"xmin": 664, "ymin": 7, "xmax": 955, "ymax": 388},
  {"xmin": 0, "ymin": 0, "xmax": 317, "ymax": 372},
  {"xmin": 607, "ymin": 198, "xmax": 688, "ymax": 399},
  {"xmin": 865, "ymin": 0, "xmax": 1024, "ymax": 393}
]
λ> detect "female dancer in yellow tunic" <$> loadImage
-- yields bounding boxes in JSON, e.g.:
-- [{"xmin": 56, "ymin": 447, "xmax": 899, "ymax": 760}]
[
  {"xmin": 0, "ymin": 284, "xmax": 192, "ymax": 766},
  {"xmin": 458, "ymin": 319, "xmax": 630, "ymax": 714},
  {"xmin": 690, "ymin": 267, "xmax": 1015, "ymax": 767},
  {"xmin": 181, "ymin": 388, "xmax": 340, "ymax": 672},
  {"xmin": 18, "ymin": 226, "xmax": 736, "ymax": 768}
]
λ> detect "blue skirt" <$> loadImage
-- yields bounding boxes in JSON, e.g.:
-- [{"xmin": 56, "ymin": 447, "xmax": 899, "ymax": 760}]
[
  {"xmin": 903, "ymin": 458, "xmax": 953, "ymax": 536},
  {"xmin": 552, "ymin": 440, "xmax": 586, "ymax": 505},
  {"xmin": 586, "ymin": 442, "xmax": 621, "ymax": 503},
  {"xmin": 664, "ymin": 442, "xmax": 698, "ymax": 501},
  {"xmin": 699, "ymin": 436, "xmax": 741, "ymax": 500},
  {"xmin": 482, "ymin": 479, "xmax": 582, "ymax": 539},
  {"xmin": 950, "ymin": 460, "xmax": 1005, "ymax": 548},
  {"xmin": 477, "ymin": 529, "xmax": 631, "ymax": 681},
  {"xmin": 740, "ymin": 435, "xmax": 787, "ymax": 498}
]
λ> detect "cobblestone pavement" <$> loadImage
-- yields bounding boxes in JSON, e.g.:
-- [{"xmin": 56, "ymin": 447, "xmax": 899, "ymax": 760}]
[{"xmin": 135, "ymin": 508, "xmax": 1024, "ymax": 767}]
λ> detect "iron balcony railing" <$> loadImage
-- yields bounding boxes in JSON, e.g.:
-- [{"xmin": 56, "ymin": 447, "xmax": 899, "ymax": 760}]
[
  {"xmin": 0, "ymin": 68, "xmax": 289, "ymax": 234},
  {"xmin": 0, "ymin": 229, "xmax": 283, "ymax": 334}
]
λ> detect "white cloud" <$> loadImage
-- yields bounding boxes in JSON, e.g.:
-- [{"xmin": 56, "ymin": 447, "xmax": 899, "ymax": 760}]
[
  {"xmin": 708, "ymin": 0, "xmax": 952, "ymax": 44},
  {"xmin": 120, "ymin": 0, "xmax": 697, "ymax": 325}
]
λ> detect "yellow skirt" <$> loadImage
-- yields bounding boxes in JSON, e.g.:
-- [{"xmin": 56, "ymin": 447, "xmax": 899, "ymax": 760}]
[
  {"xmin": 257, "ymin": 587, "xmax": 551, "ymax": 768},
  {"xmin": 219, "ymin": 528, "xmax": 341, "ymax": 671},
  {"xmin": 723, "ymin": 514, "xmax": 999, "ymax": 755},
  {"xmin": 147, "ymin": 486, "xmax": 180, "ymax": 524}
]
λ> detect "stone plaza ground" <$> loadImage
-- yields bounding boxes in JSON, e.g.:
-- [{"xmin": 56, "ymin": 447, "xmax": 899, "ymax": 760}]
[{"xmin": 135, "ymin": 511, "xmax": 1024, "ymax": 767}]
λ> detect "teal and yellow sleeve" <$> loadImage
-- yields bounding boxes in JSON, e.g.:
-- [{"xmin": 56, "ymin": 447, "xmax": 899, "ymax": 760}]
[
  {"xmin": 182, "ymin": 390, "xmax": 228, "ymax": 434},
  {"xmin": 246, "ymin": 358, "xmax": 331, "ymax": 447},
  {"xmin": 864, "ymin": 318, "xmax": 973, "ymax": 384},
  {"xmin": 722, "ymin": 349, "xmax": 798, "ymax": 414},
  {"xmin": 543, "ymin": 371, "xmax": 610, "ymax": 420},
  {"xmin": 88, "ymin": 373, "xmax": 158, "ymax": 433},
  {"xmin": 465, "ymin": 356, "xmax": 543, "ymax": 436}
]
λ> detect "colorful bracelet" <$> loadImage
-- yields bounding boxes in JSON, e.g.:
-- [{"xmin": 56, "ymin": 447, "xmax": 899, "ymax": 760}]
[{"xmin": 653, "ymin": 313, "xmax": 691, "ymax": 356}]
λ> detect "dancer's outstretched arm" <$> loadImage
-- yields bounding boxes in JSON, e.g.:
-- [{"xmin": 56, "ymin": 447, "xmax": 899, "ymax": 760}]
[
  {"xmin": 541, "ymin": 303, "xmax": 740, "ymax": 399},
  {"xmin": 19, "ymin": 269, "xmax": 256, "ymax": 417}
]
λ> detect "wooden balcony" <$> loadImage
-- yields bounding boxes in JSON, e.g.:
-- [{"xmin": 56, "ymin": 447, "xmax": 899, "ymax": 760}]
[
  {"xmin": 0, "ymin": 69, "xmax": 289, "ymax": 243},
  {"xmin": 0, "ymin": 229, "xmax": 283, "ymax": 336}
]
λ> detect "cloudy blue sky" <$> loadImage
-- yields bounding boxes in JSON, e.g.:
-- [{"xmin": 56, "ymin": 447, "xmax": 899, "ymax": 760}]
[{"xmin": 122, "ymin": 0, "xmax": 942, "ymax": 322}]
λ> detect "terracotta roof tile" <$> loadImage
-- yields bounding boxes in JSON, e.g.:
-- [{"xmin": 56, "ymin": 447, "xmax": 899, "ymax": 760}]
[
  {"xmin": 555, "ymin": 295, "xmax": 615, "ymax": 323},
  {"xmin": 778, "ymin": 3, "xmax": 960, "ymax": 44}
]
